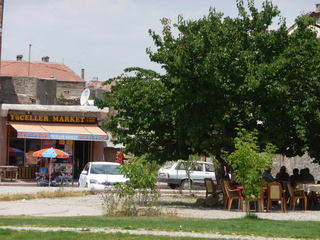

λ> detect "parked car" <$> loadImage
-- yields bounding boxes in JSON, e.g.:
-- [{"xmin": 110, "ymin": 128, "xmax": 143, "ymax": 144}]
[
  {"xmin": 158, "ymin": 160, "xmax": 216, "ymax": 189},
  {"xmin": 78, "ymin": 162, "xmax": 128, "ymax": 190}
]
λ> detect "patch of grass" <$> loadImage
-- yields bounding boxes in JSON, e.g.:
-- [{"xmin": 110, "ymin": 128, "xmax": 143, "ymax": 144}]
[
  {"xmin": 0, "ymin": 189, "xmax": 95, "ymax": 202},
  {"xmin": 243, "ymin": 212, "xmax": 259, "ymax": 219},
  {"xmin": 0, "ymin": 191, "xmax": 319, "ymax": 239},
  {"xmin": 0, "ymin": 229, "xmax": 207, "ymax": 240},
  {"xmin": 0, "ymin": 216, "xmax": 319, "ymax": 239}
]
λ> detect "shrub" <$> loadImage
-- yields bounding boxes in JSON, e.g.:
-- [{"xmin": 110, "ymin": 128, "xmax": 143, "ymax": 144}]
[
  {"xmin": 101, "ymin": 155, "xmax": 161, "ymax": 216},
  {"xmin": 228, "ymin": 124, "xmax": 277, "ymax": 208}
]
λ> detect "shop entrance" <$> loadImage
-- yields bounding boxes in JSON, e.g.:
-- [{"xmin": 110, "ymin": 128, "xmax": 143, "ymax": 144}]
[{"xmin": 74, "ymin": 141, "xmax": 90, "ymax": 179}]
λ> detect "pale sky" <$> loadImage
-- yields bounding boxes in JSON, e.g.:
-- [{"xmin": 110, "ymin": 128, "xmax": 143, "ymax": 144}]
[{"xmin": 2, "ymin": 0, "xmax": 319, "ymax": 81}]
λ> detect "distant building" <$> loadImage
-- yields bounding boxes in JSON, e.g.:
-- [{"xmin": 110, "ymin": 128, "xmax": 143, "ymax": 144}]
[
  {"xmin": 288, "ymin": 4, "xmax": 320, "ymax": 38},
  {"xmin": 85, "ymin": 77, "xmax": 116, "ymax": 100},
  {"xmin": 0, "ymin": 55, "xmax": 85, "ymax": 105}
]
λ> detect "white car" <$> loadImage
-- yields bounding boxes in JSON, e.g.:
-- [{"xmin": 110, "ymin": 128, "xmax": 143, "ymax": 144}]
[
  {"xmin": 158, "ymin": 160, "xmax": 216, "ymax": 189},
  {"xmin": 78, "ymin": 162, "xmax": 128, "ymax": 190}
]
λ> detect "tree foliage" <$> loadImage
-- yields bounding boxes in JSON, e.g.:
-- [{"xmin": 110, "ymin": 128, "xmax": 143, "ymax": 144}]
[
  {"xmin": 228, "ymin": 124, "xmax": 277, "ymax": 205},
  {"xmin": 96, "ymin": 0, "xmax": 320, "ymax": 164}
]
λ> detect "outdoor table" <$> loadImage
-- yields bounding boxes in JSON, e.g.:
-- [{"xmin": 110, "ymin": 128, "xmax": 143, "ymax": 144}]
[
  {"xmin": 0, "ymin": 166, "xmax": 18, "ymax": 182},
  {"xmin": 298, "ymin": 184, "xmax": 320, "ymax": 194},
  {"xmin": 236, "ymin": 186, "xmax": 268, "ymax": 212},
  {"xmin": 235, "ymin": 186, "xmax": 244, "ymax": 196},
  {"xmin": 297, "ymin": 183, "xmax": 320, "ymax": 209}
]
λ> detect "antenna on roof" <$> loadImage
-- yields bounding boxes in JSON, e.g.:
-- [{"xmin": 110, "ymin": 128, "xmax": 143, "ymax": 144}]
[
  {"xmin": 80, "ymin": 88, "xmax": 90, "ymax": 106},
  {"xmin": 28, "ymin": 44, "xmax": 32, "ymax": 76}
]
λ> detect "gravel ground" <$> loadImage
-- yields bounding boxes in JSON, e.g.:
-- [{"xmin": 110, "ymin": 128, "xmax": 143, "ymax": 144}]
[
  {"xmin": 0, "ymin": 186, "xmax": 319, "ymax": 240},
  {"xmin": 0, "ymin": 186, "xmax": 320, "ymax": 221}
]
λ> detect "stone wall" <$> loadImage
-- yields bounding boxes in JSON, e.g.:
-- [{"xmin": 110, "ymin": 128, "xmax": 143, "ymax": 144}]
[
  {"xmin": 56, "ymin": 81, "xmax": 85, "ymax": 100},
  {"xmin": 0, "ymin": 76, "xmax": 56, "ymax": 104},
  {"xmin": 271, "ymin": 153, "xmax": 320, "ymax": 183},
  {"xmin": 55, "ymin": 98, "xmax": 80, "ymax": 105}
]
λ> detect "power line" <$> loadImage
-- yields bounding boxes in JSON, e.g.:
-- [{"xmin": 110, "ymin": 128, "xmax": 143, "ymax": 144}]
[{"xmin": 30, "ymin": 44, "xmax": 121, "ymax": 74}]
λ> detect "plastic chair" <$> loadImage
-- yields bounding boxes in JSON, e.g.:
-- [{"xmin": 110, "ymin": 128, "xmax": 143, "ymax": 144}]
[
  {"xmin": 204, "ymin": 178, "xmax": 222, "ymax": 199},
  {"xmin": 222, "ymin": 180, "xmax": 244, "ymax": 211},
  {"xmin": 286, "ymin": 182, "xmax": 307, "ymax": 210},
  {"xmin": 251, "ymin": 188, "xmax": 266, "ymax": 212},
  {"xmin": 293, "ymin": 180, "xmax": 304, "ymax": 189},
  {"xmin": 220, "ymin": 178, "xmax": 234, "ymax": 209},
  {"xmin": 266, "ymin": 182, "xmax": 286, "ymax": 212}
]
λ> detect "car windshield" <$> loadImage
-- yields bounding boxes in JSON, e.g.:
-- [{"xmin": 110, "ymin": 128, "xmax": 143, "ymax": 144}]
[
  {"xmin": 161, "ymin": 161, "xmax": 175, "ymax": 169},
  {"xmin": 90, "ymin": 164, "xmax": 121, "ymax": 175}
]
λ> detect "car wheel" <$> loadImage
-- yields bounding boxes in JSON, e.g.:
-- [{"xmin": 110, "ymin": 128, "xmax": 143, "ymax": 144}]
[
  {"xmin": 169, "ymin": 183, "xmax": 179, "ymax": 189},
  {"xmin": 181, "ymin": 179, "xmax": 191, "ymax": 190}
]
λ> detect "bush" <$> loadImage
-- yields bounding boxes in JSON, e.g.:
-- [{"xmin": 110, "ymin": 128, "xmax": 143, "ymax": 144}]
[
  {"xmin": 228, "ymin": 124, "xmax": 277, "ymax": 207},
  {"xmin": 101, "ymin": 155, "xmax": 161, "ymax": 216}
]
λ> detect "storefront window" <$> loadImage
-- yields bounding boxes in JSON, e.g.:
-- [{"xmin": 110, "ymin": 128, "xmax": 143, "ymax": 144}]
[
  {"xmin": 26, "ymin": 139, "xmax": 41, "ymax": 167},
  {"xmin": 9, "ymin": 139, "xmax": 24, "ymax": 166}
]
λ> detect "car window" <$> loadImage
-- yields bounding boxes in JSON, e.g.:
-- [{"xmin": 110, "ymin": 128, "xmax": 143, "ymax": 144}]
[
  {"xmin": 162, "ymin": 161, "xmax": 175, "ymax": 169},
  {"xmin": 194, "ymin": 164, "xmax": 203, "ymax": 171},
  {"xmin": 176, "ymin": 162, "xmax": 204, "ymax": 171},
  {"xmin": 176, "ymin": 162, "xmax": 185, "ymax": 170},
  {"xmin": 205, "ymin": 164, "xmax": 214, "ymax": 172},
  {"xmin": 90, "ymin": 164, "xmax": 121, "ymax": 175}
]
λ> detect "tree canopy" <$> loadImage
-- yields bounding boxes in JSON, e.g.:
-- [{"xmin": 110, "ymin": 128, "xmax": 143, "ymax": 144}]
[{"xmin": 96, "ymin": 0, "xmax": 320, "ymax": 165}]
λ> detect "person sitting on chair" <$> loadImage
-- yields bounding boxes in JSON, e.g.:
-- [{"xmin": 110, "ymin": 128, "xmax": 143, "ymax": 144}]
[
  {"xmin": 289, "ymin": 168, "xmax": 303, "ymax": 187},
  {"xmin": 263, "ymin": 167, "xmax": 275, "ymax": 183},
  {"xmin": 52, "ymin": 168, "xmax": 62, "ymax": 181},
  {"xmin": 303, "ymin": 168, "xmax": 315, "ymax": 183},
  {"xmin": 275, "ymin": 166, "xmax": 289, "ymax": 182}
]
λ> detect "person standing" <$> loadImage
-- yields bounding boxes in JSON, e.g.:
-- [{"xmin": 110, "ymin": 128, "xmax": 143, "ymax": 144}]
[{"xmin": 220, "ymin": 164, "xmax": 230, "ymax": 179}]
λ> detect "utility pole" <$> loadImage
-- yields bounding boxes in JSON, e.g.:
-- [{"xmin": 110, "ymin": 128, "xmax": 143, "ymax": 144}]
[
  {"xmin": 28, "ymin": 44, "xmax": 31, "ymax": 76},
  {"xmin": 0, "ymin": 0, "xmax": 4, "ymax": 76}
]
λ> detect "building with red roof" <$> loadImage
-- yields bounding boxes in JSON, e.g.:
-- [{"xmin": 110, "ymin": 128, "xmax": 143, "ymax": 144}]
[{"xmin": 0, "ymin": 55, "xmax": 85, "ymax": 105}]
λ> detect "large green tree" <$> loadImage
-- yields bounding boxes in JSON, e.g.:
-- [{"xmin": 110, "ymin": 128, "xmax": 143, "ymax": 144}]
[{"xmin": 96, "ymin": 0, "xmax": 320, "ymax": 165}]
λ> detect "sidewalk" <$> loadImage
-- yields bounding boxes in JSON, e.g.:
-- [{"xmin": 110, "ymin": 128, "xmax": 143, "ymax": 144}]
[
  {"xmin": 0, "ymin": 178, "xmax": 79, "ymax": 187},
  {"xmin": 2, "ymin": 179, "xmax": 320, "ymax": 222},
  {"xmin": 0, "ymin": 179, "xmax": 101, "ymax": 217},
  {"xmin": 0, "ymin": 178, "xmax": 38, "ymax": 187}
]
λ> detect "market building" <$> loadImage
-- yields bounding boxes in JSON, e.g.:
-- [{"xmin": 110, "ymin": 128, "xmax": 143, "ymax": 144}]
[
  {"xmin": 0, "ymin": 56, "xmax": 112, "ymax": 179},
  {"xmin": 0, "ymin": 104, "xmax": 109, "ymax": 178}
]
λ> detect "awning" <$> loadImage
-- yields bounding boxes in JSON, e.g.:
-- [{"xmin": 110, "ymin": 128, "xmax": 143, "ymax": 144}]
[{"xmin": 9, "ymin": 122, "xmax": 108, "ymax": 141}]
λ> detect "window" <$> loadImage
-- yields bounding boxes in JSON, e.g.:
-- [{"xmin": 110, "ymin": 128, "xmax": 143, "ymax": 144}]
[
  {"xmin": 176, "ymin": 162, "xmax": 185, "ymax": 170},
  {"xmin": 205, "ymin": 164, "xmax": 215, "ymax": 172},
  {"xmin": 9, "ymin": 139, "xmax": 24, "ymax": 166},
  {"xmin": 90, "ymin": 164, "xmax": 121, "ymax": 175},
  {"xmin": 194, "ymin": 164, "xmax": 203, "ymax": 171}
]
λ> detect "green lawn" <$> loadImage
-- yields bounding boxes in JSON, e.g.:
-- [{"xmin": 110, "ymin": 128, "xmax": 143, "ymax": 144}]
[
  {"xmin": 0, "ymin": 216, "xmax": 319, "ymax": 239},
  {"xmin": 0, "ymin": 229, "xmax": 211, "ymax": 240}
]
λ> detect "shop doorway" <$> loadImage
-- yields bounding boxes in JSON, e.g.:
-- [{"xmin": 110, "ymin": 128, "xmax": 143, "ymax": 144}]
[{"xmin": 74, "ymin": 141, "xmax": 90, "ymax": 179}]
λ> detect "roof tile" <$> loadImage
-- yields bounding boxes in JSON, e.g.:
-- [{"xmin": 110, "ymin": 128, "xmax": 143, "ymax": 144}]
[{"xmin": 0, "ymin": 60, "xmax": 84, "ymax": 82}]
